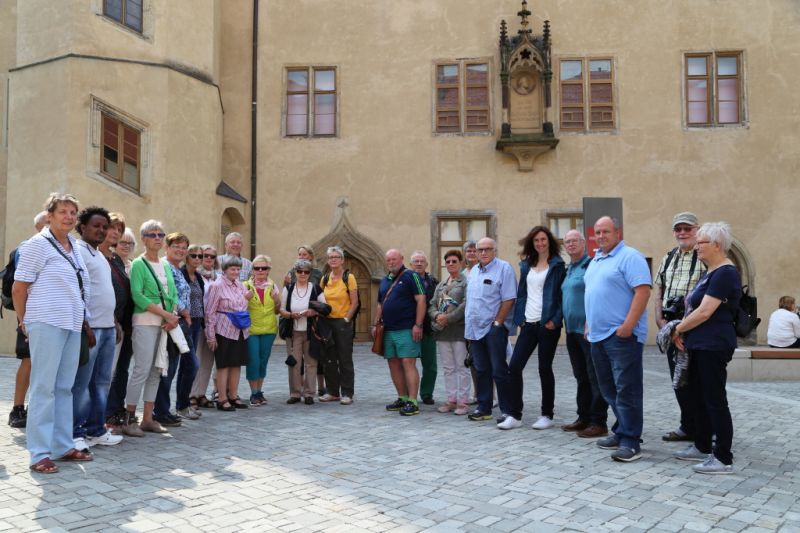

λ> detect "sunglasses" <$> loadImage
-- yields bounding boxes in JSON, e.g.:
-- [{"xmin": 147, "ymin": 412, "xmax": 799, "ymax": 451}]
[
  {"xmin": 188, "ymin": 253, "xmax": 203, "ymax": 259},
  {"xmin": 143, "ymin": 232, "xmax": 166, "ymax": 239},
  {"xmin": 253, "ymin": 266, "xmax": 272, "ymax": 271},
  {"xmin": 203, "ymin": 254, "xmax": 217, "ymax": 259},
  {"xmin": 296, "ymin": 270, "xmax": 311, "ymax": 275},
  {"xmin": 673, "ymin": 225, "xmax": 696, "ymax": 233},
  {"xmin": 118, "ymin": 241, "xmax": 133, "ymax": 246},
  {"xmin": 445, "ymin": 259, "xmax": 460, "ymax": 264}
]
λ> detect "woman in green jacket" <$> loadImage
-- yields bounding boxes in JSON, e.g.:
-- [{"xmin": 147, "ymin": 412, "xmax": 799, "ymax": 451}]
[
  {"xmin": 123, "ymin": 220, "xmax": 179, "ymax": 436},
  {"xmin": 244, "ymin": 255, "xmax": 280, "ymax": 405}
]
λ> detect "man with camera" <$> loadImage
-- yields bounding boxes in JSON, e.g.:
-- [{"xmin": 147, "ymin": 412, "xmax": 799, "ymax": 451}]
[{"xmin": 654, "ymin": 212, "xmax": 706, "ymax": 443}]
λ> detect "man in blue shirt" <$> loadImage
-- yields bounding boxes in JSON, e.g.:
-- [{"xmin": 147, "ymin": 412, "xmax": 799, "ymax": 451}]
[
  {"xmin": 584, "ymin": 217, "xmax": 651, "ymax": 462},
  {"xmin": 373, "ymin": 249, "xmax": 427, "ymax": 416},
  {"xmin": 464, "ymin": 238, "xmax": 516, "ymax": 421},
  {"xmin": 561, "ymin": 230, "xmax": 608, "ymax": 439}
]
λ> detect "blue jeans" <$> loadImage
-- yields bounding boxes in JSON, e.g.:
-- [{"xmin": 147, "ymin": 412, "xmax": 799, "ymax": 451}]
[
  {"xmin": 246, "ymin": 333, "xmax": 276, "ymax": 381},
  {"xmin": 26, "ymin": 322, "xmax": 81, "ymax": 464},
  {"xmin": 507, "ymin": 322, "xmax": 561, "ymax": 420},
  {"xmin": 72, "ymin": 327, "xmax": 117, "ymax": 438},
  {"xmin": 175, "ymin": 321, "xmax": 201, "ymax": 410},
  {"xmin": 469, "ymin": 325, "xmax": 509, "ymax": 414},
  {"xmin": 590, "ymin": 334, "xmax": 643, "ymax": 450},
  {"xmin": 154, "ymin": 319, "xmax": 196, "ymax": 415}
]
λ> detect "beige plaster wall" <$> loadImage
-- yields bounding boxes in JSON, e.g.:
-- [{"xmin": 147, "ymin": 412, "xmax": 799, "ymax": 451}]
[
  {"xmin": 249, "ymin": 0, "xmax": 800, "ymax": 343},
  {"xmin": 0, "ymin": 1, "xmax": 16, "ymax": 261}
]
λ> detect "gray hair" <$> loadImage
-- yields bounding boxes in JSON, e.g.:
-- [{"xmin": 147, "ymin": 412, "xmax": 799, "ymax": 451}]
[
  {"xmin": 252, "ymin": 254, "xmax": 272, "ymax": 265},
  {"xmin": 139, "ymin": 219, "xmax": 164, "ymax": 237},
  {"xmin": 697, "ymin": 222, "xmax": 733, "ymax": 253},
  {"xmin": 43, "ymin": 192, "xmax": 79, "ymax": 214},
  {"xmin": 410, "ymin": 250, "xmax": 428, "ymax": 262},
  {"xmin": 33, "ymin": 211, "xmax": 48, "ymax": 228},
  {"xmin": 463, "ymin": 240, "xmax": 477, "ymax": 251},
  {"xmin": 122, "ymin": 228, "xmax": 137, "ymax": 249},
  {"xmin": 221, "ymin": 255, "xmax": 243, "ymax": 271},
  {"xmin": 224, "ymin": 232, "xmax": 242, "ymax": 245},
  {"xmin": 294, "ymin": 259, "xmax": 313, "ymax": 271},
  {"xmin": 326, "ymin": 246, "xmax": 344, "ymax": 258}
]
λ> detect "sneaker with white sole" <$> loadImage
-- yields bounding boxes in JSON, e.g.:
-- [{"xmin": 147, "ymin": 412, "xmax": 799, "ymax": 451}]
[
  {"xmin": 692, "ymin": 455, "xmax": 733, "ymax": 475},
  {"xmin": 86, "ymin": 430, "xmax": 124, "ymax": 447},
  {"xmin": 340, "ymin": 396, "xmax": 353, "ymax": 405},
  {"xmin": 611, "ymin": 446, "xmax": 642, "ymax": 462},
  {"xmin": 497, "ymin": 415, "xmax": 522, "ymax": 430},
  {"xmin": 674, "ymin": 444, "xmax": 708, "ymax": 462},
  {"xmin": 73, "ymin": 437, "xmax": 91, "ymax": 452},
  {"xmin": 177, "ymin": 408, "xmax": 200, "ymax": 420},
  {"xmin": 596, "ymin": 435, "xmax": 620, "ymax": 449},
  {"xmin": 531, "ymin": 416, "xmax": 554, "ymax": 430}
]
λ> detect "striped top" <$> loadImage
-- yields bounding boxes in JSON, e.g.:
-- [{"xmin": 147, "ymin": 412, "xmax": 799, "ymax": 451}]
[
  {"xmin": 15, "ymin": 228, "xmax": 90, "ymax": 332},
  {"xmin": 205, "ymin": 275, "xmax": 251, "ymax": 341}
]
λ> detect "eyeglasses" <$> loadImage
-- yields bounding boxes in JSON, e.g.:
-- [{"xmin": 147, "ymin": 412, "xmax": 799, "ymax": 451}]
[
  {"xmin": 296, "ymin": 270, "xmax": 310, "ymax": 275},
  {"xmin": 170, "ymin": 245, "xmax": 188, "ymax": 251},
  {"xmin": 253, "ymin": 266, "xmax": 271, "ymax": 271},
  {"xmin": 476, "ymin": 247, "xmax": 494, "ymax": 253},
  {"xmin": 187, "ymin": 253, "xmax": 203, "ymax": 259},
  {"xmin": 328, "ymin": 255, "xmax": 342, "ymax": 260},
  {"xmin": 445, "ymin": 259, "xmax": 460, "ymax": 265},
  {"xmin": 563, "ymin": 239, "xmax": 581, "ymax": 245},
  {"xmin": 695, "ymin": 240, "xmax": 712, "ymax": 246},
  {"xmin": 673, "ymin": 225, "xmax": 696, "ymax": 233},
  {"xmin": 143, "ymin": 232, "xmax": 166, "ymax": 239},
  {"xmin": 203, "ymin": 254, "xmax": 217, "ymax": 259},
  {"xmin": 118, "ymin": 241, "xmax": 134, "ymax": 246}
]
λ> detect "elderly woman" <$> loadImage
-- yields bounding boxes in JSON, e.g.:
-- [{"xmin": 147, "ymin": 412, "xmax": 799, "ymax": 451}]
[
  {"xmin": 428, "ymin": 249, "xmax": 470, "ymax": 415},
  {"xmin": 501, "ymin": 226, "xmax": 565, "ymax": 431},
  {"xmin": 319, "ymin": 246, "xmax": 358, "ymax": 404},
  {"xmin": 205, "ymin": 256, "xmax": 252, "ymax": 411},
  {"xmin": 244, "ymin": 255, "xmax": 280, "ymax": 405},
  {"xmin": 672, "ymin": 222, "xmax": 741, "ymax": 475},
  {"xmin": 116, "ymin": 227, "xmax": 137, "ymax": 274},
  {"xmin": 767, "ymin": 296, "xmax": 800, "ymax": 348},
  {"xmin": 13, "ymin": 193, "xmax": 92, "ymax": 473},
  {"xmin": 280, "ymin": 259, "xmax": 326, "ymax": 405},
  {"xmin": 190, "ymin": 244, "xmax": 220, "ymax": 408},
  {"xmin": 123, "ymin": 220, "xmax": 180, "ymax": 436}
]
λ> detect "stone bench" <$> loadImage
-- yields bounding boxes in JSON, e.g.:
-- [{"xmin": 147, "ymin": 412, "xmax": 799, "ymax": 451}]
[{"xmin": 728, "ymin": 347, "xmax": 800, "ymax": 381}]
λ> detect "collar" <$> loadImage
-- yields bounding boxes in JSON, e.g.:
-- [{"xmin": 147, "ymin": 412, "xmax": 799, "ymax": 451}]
[
  {"xmin": 478, "ymin": 257, "xmax": 497, "ymax": 273},
  {"xmin": 388, "ymin": 265, "xmax": 406, "ymax": 280},
  {"xmin": 77, "ymin": 239, "xmax": 97, "ymax": 256},
  {"xmin": 594, "ymin": 240, "xmax": 626, "ymax": 259},
  {"xmin": 569, "ymin": 254, "xmax": 590, "ymax": 268}
]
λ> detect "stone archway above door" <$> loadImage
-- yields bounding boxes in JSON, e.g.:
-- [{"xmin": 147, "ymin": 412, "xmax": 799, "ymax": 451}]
[{"xmin": 310, "ymin": 198, "xmax": 386, "ymax": 281}]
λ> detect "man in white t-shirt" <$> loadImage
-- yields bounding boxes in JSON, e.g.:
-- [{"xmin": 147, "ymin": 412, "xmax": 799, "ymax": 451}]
[{"xmin": 72, "ymin": 207, "xmax": 123, "ymax": 450}]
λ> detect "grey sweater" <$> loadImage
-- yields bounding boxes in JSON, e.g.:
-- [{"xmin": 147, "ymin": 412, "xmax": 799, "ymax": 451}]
[{"xmin": 427, "ymin": 275, "xmax": 467, "ymax": 342}]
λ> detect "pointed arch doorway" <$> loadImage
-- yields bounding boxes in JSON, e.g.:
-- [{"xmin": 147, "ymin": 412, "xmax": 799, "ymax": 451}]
[{"xmin": 342, "ymin": 256, "xmax": 372, "ymax": 341}]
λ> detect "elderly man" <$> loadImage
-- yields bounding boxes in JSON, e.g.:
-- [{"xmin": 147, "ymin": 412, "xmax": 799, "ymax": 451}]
[
  {"xmin": 464, "ymin": 237, "xmax": 516, "ymax": 421},
  {"xmin": 410, "ymin": 250, "xmax": 439, "ymax": 405},
  {"xmin": 373, "ymin": 249, "xmax": 427, "ymax": 416},
  {"xmin": 654, "ymin": 212, "xmax": 705, "ymax": 443},
  {"xmin": 584, "ymin": 217, "xmax": 651, "ymax": 462},
  {"xmin": 218, "ymin": 232, "xmax": 252, "ymax": 281},
  {"xmin": 561, "ymin": 230, "xmax": 608, "ymax": 438}
]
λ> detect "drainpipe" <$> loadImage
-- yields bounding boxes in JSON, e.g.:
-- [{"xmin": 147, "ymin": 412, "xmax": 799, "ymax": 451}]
[{"xmin": 249, "ymin": 0, "xmax": 259, "ymax": 260}]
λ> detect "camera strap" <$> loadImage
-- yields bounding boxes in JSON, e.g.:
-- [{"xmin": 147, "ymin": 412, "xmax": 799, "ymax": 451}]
[{"xmin": 664, "ymin": 247, "xmax": 698, "ymax": 299}]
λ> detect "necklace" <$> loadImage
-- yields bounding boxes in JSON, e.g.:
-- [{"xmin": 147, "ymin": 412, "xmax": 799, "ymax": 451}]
[{"xmin": 295, "ymin": 283, "xmax": 309, "ymax": 298}]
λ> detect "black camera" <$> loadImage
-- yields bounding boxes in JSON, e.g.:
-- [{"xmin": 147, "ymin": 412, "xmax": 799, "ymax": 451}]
[{"xmin": 662, "ymin": 296, "xmax": 686, "ymax": 321}]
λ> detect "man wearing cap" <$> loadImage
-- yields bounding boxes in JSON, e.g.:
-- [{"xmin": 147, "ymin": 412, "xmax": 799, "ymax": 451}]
[{"xmin": 654, "ymin": 212, "xmax": 706, "ymax": 443}]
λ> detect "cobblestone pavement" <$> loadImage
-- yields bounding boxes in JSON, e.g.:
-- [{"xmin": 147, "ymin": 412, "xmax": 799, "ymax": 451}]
[{"xmin": 1, "ymin": 345, "xmax": 799, "ymax": 532}]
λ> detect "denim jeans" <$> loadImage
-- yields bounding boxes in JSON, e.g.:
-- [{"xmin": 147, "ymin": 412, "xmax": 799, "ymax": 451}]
[
  {"xmin": 667, "ymin": 344, "xmax": 695, "ymax": 436},
  {"xmin": 566, "ymin": 332, "xmax": 608, "ymax": 426},
  {"xmin": 72, "ymin": 326, "xmax": 116, "ymax": 438},
  {"xmin": 26, "ymin": 322, "xmax": 81, "ymax": 464},
  {"xmin": 174, "ymin": 320, "xmax": 200, "ymax": 410},
  {"xmin": 105, "ymin": 329, "xmax": 133, "ymax": 418},
  {"xmin": 469, "ymin": 325, "xmax": 509, "ymax": 414},
  {"xmin": 507, "ymin": 322, "xmax": 561, "ymax": 420},
  {"xmin": 590, "ymin": 334, "xmax": 643, "ymax": 450},
  {"xmin": 688, "ymin": 348, "xmax": 734, "ymax": 465}
]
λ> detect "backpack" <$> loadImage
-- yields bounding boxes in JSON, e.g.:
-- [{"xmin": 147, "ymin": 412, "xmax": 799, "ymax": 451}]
[
  {"xmin": 732, "ymin": 285, "xmax": 761, "ymax": 338},
  {"xmin": 321, "ymin": 269, "xmax": 361, "ymax": 322},
  {"xmin": 0, "ymin": 247, "xmax": 18, "ymax": 314}
]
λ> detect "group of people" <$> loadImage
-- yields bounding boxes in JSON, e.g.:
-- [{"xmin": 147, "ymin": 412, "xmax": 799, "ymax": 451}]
[
  {"xmin": 372, "ymin": 212, "xmax": 741, "ymax": 475},
  {"xmin": 7, "ymin": 192, "xmax": 743, "ymax": 477}
]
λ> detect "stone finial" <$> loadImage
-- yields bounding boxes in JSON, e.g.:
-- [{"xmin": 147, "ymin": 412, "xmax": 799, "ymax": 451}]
[
  {"xmin": 499, "ymin": 19, "xmax": 508, "ymax": 46},
  {"xmin": 518, "ymin": 0, "xmax": 532, "ymax": 36}
]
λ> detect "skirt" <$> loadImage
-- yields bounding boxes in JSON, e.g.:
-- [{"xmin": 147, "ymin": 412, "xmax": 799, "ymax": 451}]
[{"xmin": 214, "ymin": 332, "xmax": 248, "ymax": 369}]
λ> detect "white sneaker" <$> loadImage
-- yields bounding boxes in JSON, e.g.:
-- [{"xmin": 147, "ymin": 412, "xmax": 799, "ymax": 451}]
[
  {"xmin": 340, "ymin": 396, "xmax": 353, "ymax": 405},
  {"xmin": 177, "ymin": 408, "xmax": 200, "ymax": 420},
  {"xmin": 73, "ymin": 437, "xmax": 91, "ymax": 451},
  {"xmin": 497, "ymin": 416, "xmax": 522, "ymax": 430},
  {"xmin": 531, "ymin": 416, "xmax": 554, "ymax": 430},
  {"xmin": 692, "ymin": 455, "xmax": 733, "ymax": 475},
  {"xmin": 87, "ymin": 430, "xmax": 123, "ymax": 447},
  {"xmin": 674, "ymin": 444, "xmax": 707, "ymax": 462}
]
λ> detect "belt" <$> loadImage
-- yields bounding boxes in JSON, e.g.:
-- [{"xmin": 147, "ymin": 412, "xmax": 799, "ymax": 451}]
[{"xmin": 525, "ymin": 321, "xmax": 542, "ymax": 326}]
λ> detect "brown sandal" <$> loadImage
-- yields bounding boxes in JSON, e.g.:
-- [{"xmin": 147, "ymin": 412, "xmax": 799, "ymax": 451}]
[
  {"xmin": 58, "ymin": 448, "xmax": 93, "ymax": 462},
  {"xmin": 30, "ymin": 458, "xmax": 59, "ymax": 474},
  {"xmin": 196, "ymin": 395, "xmax": 212, "ymax": 408}
]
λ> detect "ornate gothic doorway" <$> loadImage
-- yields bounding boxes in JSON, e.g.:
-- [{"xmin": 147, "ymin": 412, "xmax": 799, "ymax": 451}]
[{"xmin": 343, "ymin": 256, "xmax": 372, "ymax": 342}]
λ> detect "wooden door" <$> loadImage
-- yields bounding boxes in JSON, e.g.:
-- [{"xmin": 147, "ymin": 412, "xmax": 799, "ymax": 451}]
[{"xmin": 343, "ymin": 257, "xmax": 372, "ymax": 342}]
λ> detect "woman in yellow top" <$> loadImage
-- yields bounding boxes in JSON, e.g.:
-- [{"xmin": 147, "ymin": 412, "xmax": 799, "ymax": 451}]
[
  {"xmin": 319, "ymin": 246, "xmax": 359, "ymax": 405},
  {"xmin": 244, "ymin": 255, "xmax": 280, "ymax": 406}
]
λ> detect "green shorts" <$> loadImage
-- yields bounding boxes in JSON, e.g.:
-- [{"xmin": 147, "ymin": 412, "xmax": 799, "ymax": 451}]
[{"xmin": 383, "ymin": 329, "xmax": 421, "ymax": 359}]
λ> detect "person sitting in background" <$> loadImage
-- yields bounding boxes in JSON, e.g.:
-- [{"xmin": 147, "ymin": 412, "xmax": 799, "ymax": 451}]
[{"xmin": 767, "ymin": 296, "xmax": 800, "ymax": 348}]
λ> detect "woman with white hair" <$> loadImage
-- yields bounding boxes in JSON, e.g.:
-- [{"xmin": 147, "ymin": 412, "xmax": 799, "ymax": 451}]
[
  {"xmin": 672, "ymin": 222, "xmax": 741, "ymax": 475},
  {"xmin": 115, "ymin": 228, "xmax": 137, "ymax": 274}
]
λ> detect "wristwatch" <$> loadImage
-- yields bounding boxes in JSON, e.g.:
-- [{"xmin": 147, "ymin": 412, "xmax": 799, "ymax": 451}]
[
  {"xmin": 493, "ymin": 320, "xmax": 501, "ymax": 327},
  {"xmin": 344, "ymin": 317, "xmax": 350, "ymax": 323}
]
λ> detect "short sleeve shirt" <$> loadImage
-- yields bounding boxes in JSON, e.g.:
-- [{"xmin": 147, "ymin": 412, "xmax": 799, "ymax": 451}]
[
  {"xmin": 322, "ymin": 274, "xmax": 358, "ymax": 319},
  {"xmin": 77, "ymin": 240, "xmax": 116, "ymax": 328},
  {"xmin": 684, "ymin": 265, "xmax": 741, "ymax": 352},
  {"xmin": 561, "ymin": 254, "xmax": 591, "ymax": 334},
  {"xmin": 378, "ymin": 267, "xmax": 425, "ymax": 331},
  {"xmin": 464, "ymin": 258, "xmax": 517, "ymax": 340},
  {"xmin": 655, "ymin": 248, "xmax": 706, "ymax": 307},
  {"xmin": 584, "ymin": 241, "xmax": 652, "ymax": 343}
]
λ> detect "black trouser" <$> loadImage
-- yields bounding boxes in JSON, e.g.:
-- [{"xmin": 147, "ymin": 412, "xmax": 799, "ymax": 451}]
[
  {"xmin": 507, "ymin": 322, "xmax": 561, "ymax": 420},
  {"xmin": 105, "ymin": 329, "xmax": 133, "ymax": 418},
  {"xmin": 565, "ymin": 332, "xmax": 608, "ymax": 426},
  {"xmin": 322, "ymin": 318, "xmax": 355, "ymax": 398},
  {"xmin": 667, "ymin": 344, "xmax": 695, "ymax": 436},
  {"xmin": 688, "ymin": 348, "xmax": 734, "ymax": 465}
]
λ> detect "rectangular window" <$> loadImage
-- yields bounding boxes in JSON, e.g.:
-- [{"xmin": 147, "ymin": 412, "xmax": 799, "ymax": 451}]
[
  {"xmin": 435, "ymin": 60, "xmax": 491, "ymax": 134},
  {"xmin": 559, "ymin": 57, "xmax": 615, "ymax": 132},
  {"xmin": 285, "ymin": 67, "xmax": 337, "ymax": 137},
  {"xmin": 101, "ymin": 113, "xmax": 140, "ymax": 192},
  {"xmin": 434, "ymin": 214, "xmax": 493, "ymax": 280},
  {"xmin": 103, "ymin": 0, "xmax": 143, "ymax": 33},
  {"xmin": 685, "ymin": 52, "xmax": 743, "ymax": 126},
  {"xmin": 547, "ymin": 213, "xmax": 584, "ymax": 246}
]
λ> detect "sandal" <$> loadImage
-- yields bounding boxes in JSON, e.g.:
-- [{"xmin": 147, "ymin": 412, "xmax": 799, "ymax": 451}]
[
  {"xmin": 189, "ymin": 396, "xmax": 199, "ymax": 409},
  {"xmin": 230, "ymin": 397, "xmax": 249, "ymax": 409},
  {"xmin": 58, "ymin": 448, "xmax": 93, "ymax": 462},
  {"xmin": 196, "ymin": 395, "xmax": 212, "ymax": 408},
  {"xmin": 30, "ymin": 457, "xmax": 59, "ymax": 474},
  {"xmin": 217, "ymin": 400, "xmax": 235, "ymax": 412}
]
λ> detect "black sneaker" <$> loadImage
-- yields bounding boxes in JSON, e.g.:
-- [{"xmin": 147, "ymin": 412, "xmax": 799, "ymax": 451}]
[
  {"xmin": 385, "ymin": 398, "xmax": 405, "ymax": 411},
  {"xmin": 399, "ymin": 402, "xmax": 420, "ymax": 416},
  {"xmin": 421, "ymin": 396, "xmax": 435, "ymax": 405},
  {"xmin": 153, "ymin": 415, "xmax": 182, "ymax": 427},
  {"xmin": 8, "ymin": 405, "xmax": 26, "ymax": 428},
  {"xmin": 468, "ymin": 410, "xmax": 493, "ymax": 421}
]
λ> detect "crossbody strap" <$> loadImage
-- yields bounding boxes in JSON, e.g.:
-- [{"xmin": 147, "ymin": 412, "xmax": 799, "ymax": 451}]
[
  {"xmin": 141, "ymin": 257, "xmax": 168, "ymax": 310},
  {"xmin": 44, "ymin": 235, "xmax": 85, "ymax": 303},
  {"xmin": 377, "ymin": 269, "xmax": 405, "ymax": 324}
]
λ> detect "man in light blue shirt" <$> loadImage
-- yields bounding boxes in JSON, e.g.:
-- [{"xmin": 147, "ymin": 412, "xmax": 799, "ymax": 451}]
[
  {"xmin": 584, "ymin": 216, "xmax": 651, "ymax": 463},
  {"xmin": 464, "ymin": 238, "xmax": 516, "ymax": 421}
]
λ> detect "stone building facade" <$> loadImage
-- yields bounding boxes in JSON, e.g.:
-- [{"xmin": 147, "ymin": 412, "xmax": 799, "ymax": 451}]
[{"xmin": 1, "ymin": 0, "xmax": 799, "ymax": 348}]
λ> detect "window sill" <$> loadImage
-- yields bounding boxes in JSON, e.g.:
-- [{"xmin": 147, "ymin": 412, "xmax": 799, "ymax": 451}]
[
  {"xmin": 97, "ymin": 14, "xmax": 150, "ymax": 43},
  {"xmin": 87, "ymin": 171, "xmax": 143, "ymax": 199}
]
